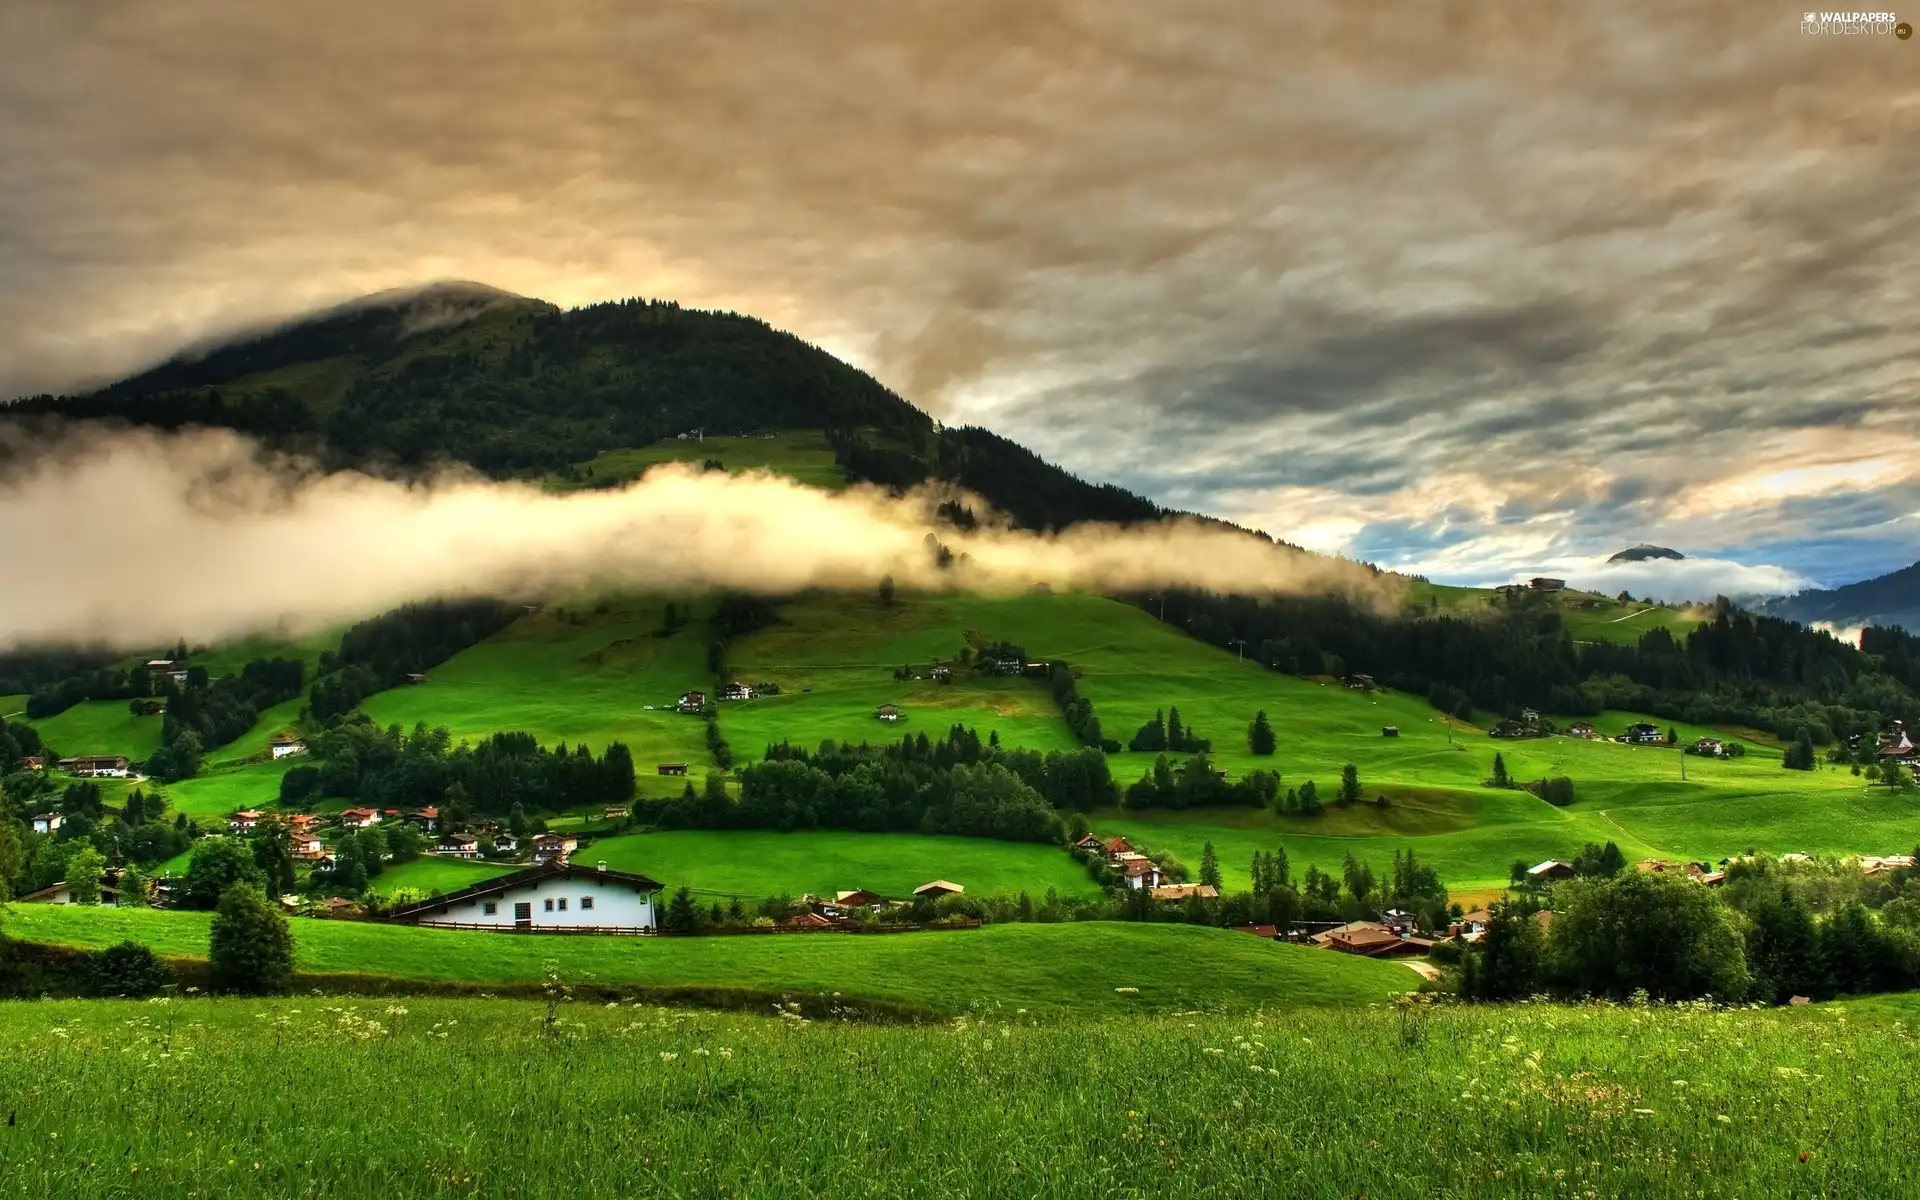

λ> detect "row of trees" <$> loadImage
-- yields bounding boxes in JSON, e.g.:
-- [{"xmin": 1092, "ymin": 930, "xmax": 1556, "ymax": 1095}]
[
  {"xmin": 1465, "ymin": 851, "xmax": 1920, "ymax": 1005},
  {"xmin": 650, "ymin": 726, "xmax": 1118, "ymax": 843},
  {"xmin": 1127, "ymin": 706, "xmax": 1210, "ymax": 754},
  {"xmin": 283, "ymin": 719, "xmax": 636, "ymax": 819}
]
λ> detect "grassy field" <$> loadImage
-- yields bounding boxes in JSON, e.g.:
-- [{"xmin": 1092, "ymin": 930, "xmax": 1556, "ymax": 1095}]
[
  {"xmin": 367, "ymin": 855, "xmax": 515, "ymax": 897},
  {"xmin": 0, "ymin": 907, "xmax": 1408, "ymax": 1015},
  {"xmin": 158, "ymin": 759, "xmax": 303, "ymax": 821},
  {"xmin": 590, "ymin": 829, "xmax": 1103, "ymax": 900},
  {"xmin": 0, "ymin": 693, "xmax": 24, "ymax": 719},
  {"xmin": 557, "ymin": 431, "xmax": 848, "ymax": 492},
  {"xmin": 15, "ymin": 698, "xmax": 164, "ymax": 760},
  {"xmin": 2, "ymin": 995, "xmax": 1915, "ymax": 1199},
  {"xmin": 358, "ymin": 602, "xmax": 715, "ymax": 791},
  {"xmin": 1411, "ymin": 580, "xmax": 1708, "ymax": 646}
]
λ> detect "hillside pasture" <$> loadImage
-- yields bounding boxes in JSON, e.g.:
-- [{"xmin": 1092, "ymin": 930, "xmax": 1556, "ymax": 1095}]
[
  {"xmin": 357, "ymin": 602, "xmax": 714, "ymax": 789},
  {"xmin": 589, "ymin": 829, "xmax": 1102, "ymax": 900},
  {"xmin": 367, "ymin": 855, "xmax": 516, "ymax": 897},
  {"xmin": 16, "ymin": 698, "xmax": 164, "ymax": 761}
]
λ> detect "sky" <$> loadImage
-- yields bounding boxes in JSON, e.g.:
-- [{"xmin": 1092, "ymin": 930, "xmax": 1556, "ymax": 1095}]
[{"xmin": 1, "ymin": 0, "xmax": 1915, "ymax": 598}]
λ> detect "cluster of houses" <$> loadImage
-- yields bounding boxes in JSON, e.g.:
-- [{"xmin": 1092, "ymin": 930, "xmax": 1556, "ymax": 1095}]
[
  {"xmin": 1878, "ymin": 723, "xmax": 1920, "ymax": 766},
  {"xmin": 145, "ymin": 658, "xmax": 190, "ymax": 684},
  {"xmin": 1071, "ymin": 833, "xmax": 1163, "ymax": 889}
]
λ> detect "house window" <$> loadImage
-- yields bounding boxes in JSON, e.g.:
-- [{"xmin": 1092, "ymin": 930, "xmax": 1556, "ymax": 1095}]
[
  {"xmin": 544, "ymin": 898, "xmax": 554, "ymax": 912},
  {"xmin": 557, "ymin": 897, "xmax": 568, "ymax": 912},
  {"xmin": 482, "ymin": 901, "xmax": 497, "ymax": 916},
  {"xmin": 580, "ymin": 896, "xmax": 594, "ymax": 911}
]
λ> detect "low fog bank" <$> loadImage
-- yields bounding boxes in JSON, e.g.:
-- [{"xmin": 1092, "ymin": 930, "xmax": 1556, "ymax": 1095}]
[{"xmin": 0, "ymin": 425, "xmax": 1393, "ymax": 652}]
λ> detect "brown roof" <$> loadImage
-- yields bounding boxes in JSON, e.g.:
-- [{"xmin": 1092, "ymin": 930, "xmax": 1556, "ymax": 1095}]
[
  {"xmin": 1120, "ymin": 857, "xmax": 1158, "ymax": 877},
  {"xmin": 1234, "ymin": 924, "xmax": 1279, "ymax": 938},
  {"xmin": 913, "ymin": 879, "xmax": 963, "ymax": 896},
  {"xmin": 1102, "ymin": 836, "xmax": 1133, "ymax": 853},
  {"xmin": 1150, "ymin": 883, "xmax": 1218, "ymax": 901},
  {"xmin": 788, "ymin": 912, "xmax": 836, "ymax": 928},
  {"xmin": 386, "ymin": 862, "xmax": 664, "ymax": 921}
]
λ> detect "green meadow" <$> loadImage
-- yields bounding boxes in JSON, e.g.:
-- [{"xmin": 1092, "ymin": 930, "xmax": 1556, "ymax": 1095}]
[
  {"xmin": 367, "ymin": 855, "xmax": 515, "ymax": 897},
  {"xmin": 589, "ymin": 829, "xmax": 1103, "ymax": 900},
  {"xmin": 16, "ymin": 699, "xmax": 164, "ymax": 761},
  {"xmin": 357, "ymin": 602, "xmax": 714, "ymax": 791},
  {"xmin": 0, "ymin": 906, "xmax": 1406, "ymax": 1015},
  {"xmin": 2, "ymin": 994, "xmax": 1915, "ymax": 1199}
]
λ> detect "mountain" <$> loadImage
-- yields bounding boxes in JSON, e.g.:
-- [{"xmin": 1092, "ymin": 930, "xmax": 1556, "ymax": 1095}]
[
  {"xmin": 1765, "ymin": 560, "xmax": 1920, "ymax": 634},
  {"xmin": 2, "ymin": 285, "xmax": 1164, "ymax": 533},
  {"xmin": 1608, "ymin": 544, "xmax": 1684, "ymax": 563}
]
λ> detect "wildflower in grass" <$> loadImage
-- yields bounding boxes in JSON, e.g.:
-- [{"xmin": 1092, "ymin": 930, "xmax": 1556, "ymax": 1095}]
[
  {"xmin": 1204, "ymin": 1048, "xmax": 1224, "ymax": 1056},
  {"xmin": 1114, "ymin": 987, "xmax": 1139, "ymax": 995},
  {"xmin": 692, "ymin": 1048, "xmax": 710, "ymax": 1057},
  {"xmin": 1633, "ymin": 1108, "xmax": 1655, "ymax": 1116},
  {"xmin": 1717, "ymin": 1115, "xmax": 1733, "ymax": 1124},
  {"xmin": 659, "ymin": 1052, "xmax": 678, "ymax": 1061}
]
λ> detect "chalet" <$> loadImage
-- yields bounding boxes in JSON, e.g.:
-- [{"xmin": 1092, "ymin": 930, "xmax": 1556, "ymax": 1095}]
[
  {"xmin": 228, "ymin": 809, "xmax": 263, "ymax": 833},
  {"xmin": 1637, "ymin": 858, "xmax": 1674, "ymax": 873},
  {"xmin": 931, "ymin": 666, "xmax": 953, "ymax": 683},
  {"xmin": 676, "ymin": 691, "xmax": 707, "ymax": 714},
  {"xmin": 533, "ymin": 833, "xmax": 578, "ymax": 864},
  {"xmin": 31, "ymin": 812, "xmax": 62, "ymax": 835},
  {"xmin": 18, "ymin": 880, "xmax": 119, "ymax": 906},
  {"xmin": 787, "ymin": 912, "xmax": 838, "ymax": 930},
  {"xmin": 913, "ymin": 880, "xmax": 964, "ymax": 899},
  {"xmin": 875, "ymin": 703, "xmax": 902, "ymax": 722},
  {"xmin": 1618, "ymin": 723, "xmax": 1663, "ymax": 745},
  {"xmin": 1115, "ymin": 854, "xmax": 1161, "ymax": 890},
  {"xmin": 407, "ymin": 807, "xmax": 440, "ymax": 832},
  {"xmin": 291, "ymin": 832, "xmax": 327, "ymax": 861},
  {"xmin": 288, "ymin": 812, "xmax": 319, "ymax": 832},
  {"xmin": 1346, "ymin": 673, "xmax": 1375, "ymax": 691},
  {"xmin": 1381, "ymin": 726, "xmax": 1399, "ymax": 738},
  {"xmin": 1879, "ymin": 726, "xmax": 1919, "ymax": 763},
  {"xmin": 338, "ymin": 808, "xmax": 381, "ymax": 830},
  {"xmin": 269, "ymin": 735, "xmax": 309, "ymax": 760},
  {"xmin": 64, "ymin": 756, "xmax": 131, "ymax": 778},
  {"xmin": 988, "ymin": 658, "xmax": 1024, "ymax": 676},
  {"xmin": 1527, "ymin": 860, "xmax": 1577, "ymax": 882},
  {"xmin": 1699, "ymin": 871, "xmax": 1726, "ymax": 887},
  {"xmin": 1070, "ymin": 833, "xmax": 1105, "ymax": 856},
  {"xmin": 438, "ymin": 833, "xmax": 481, "ymax": 859},
  {"xmin": 147, "ymin": 659, "xmax": 191, "ymax": 683},
  {"xmin": 1379, "ymin": 909, "xmax": 1418, "ymax": 936},
  {"xmin": 1519, "ymin": 708, "xmax": 1541, "ymax": 725},
  {"xmin": 386, "ymin": 861, "xmax": 665, "ymax": 932},
  {"xmin": 21, "ymin": 755, "xmax": 44, "ymax": 771},
  {"xmin": 1568, "ymin": 722, "xmax": 1596, "ymax": 739},
  {"xmin": 403, "ymin": 672, "xmax": 427, "ymax": 685},
  {"xmin": 1862, "ymin": 855, "xmax": 1915, "ymax": 877},
  {"xmin": 658, "ymin": 762, "xmax": 690, "ymax": 776},
  {"xmin": 834, "ymin": 889, "xmax": 886, "ymax": 909},
  {"xmin": 720, "ymin": 682, "xmax": 757, "ymax": 701},
  {"xmin": 1688, "ymin": 738, "xmax": 1725, "ymax": 758},
  {"xmin": 1150, "ymin": 883, "xmax": 1219, "ymax": 902},
  {"xmin": 492, "ymin": 834, "xmax": 520, "ymax": 854},
  {"xmin": 603, "ymin": 805, "xmax": 629, "ymax": 821},
  {"xmin": 1312, "ymin": 920, "xmax": 1432, "ymax": 958},
  {"xmin": 1528, "ymin": 577, "xmax": 1565, "ymax": 592},
  {"xmin": 1451, "ymin": 908, "xmax": 1493, "ymax": 941},
  {"xmin": 1102, "ymin": 836, "xmax": 1135, "ymax": 858}
]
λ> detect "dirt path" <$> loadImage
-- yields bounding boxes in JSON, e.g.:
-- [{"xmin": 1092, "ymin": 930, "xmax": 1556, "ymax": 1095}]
[{"xmin": 1401, "ymin": 961, "xmax": 1442, "ymax": 982}]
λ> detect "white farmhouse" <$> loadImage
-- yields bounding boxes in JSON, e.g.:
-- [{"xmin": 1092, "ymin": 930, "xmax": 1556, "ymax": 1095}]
[
  {"xmin": 385, "ymin": 862, "xmax": 665, "ymax": 932},
  {"xmin": 269, "ymin": 735, "xmax": 309, "ymax": 760}
]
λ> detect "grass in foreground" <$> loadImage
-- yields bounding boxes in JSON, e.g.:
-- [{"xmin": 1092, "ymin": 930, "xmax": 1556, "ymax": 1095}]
[
  {"xmin": 0, "ymin": 907, "xmax": 1406, "ymax": 1015},
  {"xmin": 1, "ymin": 995, "xmax": 1913, "ymax": 1198}
]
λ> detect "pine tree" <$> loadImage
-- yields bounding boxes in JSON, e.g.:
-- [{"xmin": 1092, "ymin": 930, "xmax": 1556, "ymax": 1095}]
[
  {"xmin": 1271, "ymin": 846, "xmax": 1291, "ymax": 890},
  {"xmin": 1248, "ymin": 710, "xmax": 1276, "ymax": 755},
  {"xmin": 1167, "ymin": 707, "xmax": 1186, "ymax": 751},
  {"xmin": 666, "ymin": 885, "xmax": 700, "ymax": 933},
  {"xmin": 1491, "ymin": 753, "xmax": 1510, "ymax": 788},
  {"xmin": 1339, "ymin": 763, "xmax": 1362, "ymax": 805},
  {"xmin": 1199, "ymin": 841, "xmax": 1222, "ymax": 890}
]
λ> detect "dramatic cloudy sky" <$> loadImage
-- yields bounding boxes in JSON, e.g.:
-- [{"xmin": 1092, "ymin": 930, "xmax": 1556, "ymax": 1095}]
[{"xmin": 2, "ymin": 0, "xmax": 1915, "ymax": 596}]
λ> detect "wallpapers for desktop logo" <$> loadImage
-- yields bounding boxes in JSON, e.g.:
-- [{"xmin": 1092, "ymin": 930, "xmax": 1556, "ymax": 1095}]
[{"xmin": 1801, "ymin": 10, "xmax": 1911, "ymax": 35}]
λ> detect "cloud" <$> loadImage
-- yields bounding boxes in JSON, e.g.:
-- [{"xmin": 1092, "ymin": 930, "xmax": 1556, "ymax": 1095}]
[
  {"xmin": 1551, "ymin": 557, "xmax": 1817, "ymax": 604},
  {"xmin": 0, "ymin": 424, "xmax": 1391, "ymax": 652},
  {"xmin": 0, "ymin": 1, "xmax": 1915, "ymax": 585}
]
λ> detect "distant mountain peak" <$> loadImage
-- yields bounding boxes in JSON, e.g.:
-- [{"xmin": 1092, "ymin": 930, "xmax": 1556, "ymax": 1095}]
[{"xmin": 1609, "ymin": 544, "xmax": 1685, "ymax": 563}]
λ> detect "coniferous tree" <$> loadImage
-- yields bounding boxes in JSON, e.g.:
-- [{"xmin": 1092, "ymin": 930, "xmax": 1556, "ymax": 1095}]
[
  {"xmin": 1199, "ymin": 841, "xmax": 1222, "ymax": 890},
  {"xmin": 1339, "ymin": 764, "xmax": 1362, "ymax": 806},
  {"xmin": 1490, "ymin": 753, "xmax": 1511, "ymax": 788},
  {"xmin": 1248, "ymin": 710, "xmax": 1276, "ymax": 756}
]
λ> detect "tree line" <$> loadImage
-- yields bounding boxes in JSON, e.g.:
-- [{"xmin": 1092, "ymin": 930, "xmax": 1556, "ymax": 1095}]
[
  {"xmin": 1138, "ymin": 589, "xmax": 1920, "ymax": 745},
  {"xmin": 647, "ymin": 725, "xmax": 1118, "ymax": 844}
]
